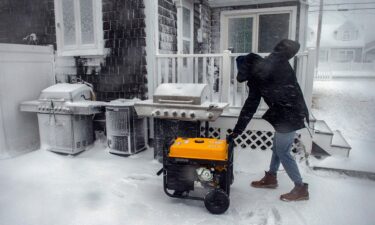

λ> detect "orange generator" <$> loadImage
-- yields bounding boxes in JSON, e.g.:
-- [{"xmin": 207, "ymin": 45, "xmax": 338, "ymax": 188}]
[{"xmin": 157, "ymin": 137, "xmax": 234, "ymax": 214}]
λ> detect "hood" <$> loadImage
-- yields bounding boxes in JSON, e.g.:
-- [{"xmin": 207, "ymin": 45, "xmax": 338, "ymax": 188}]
[
  {"xmin": 236, "ymin": 53, "xmax": 264, "ymax": 83},
  {"xmin": 272, "ymin": 39, "xmax": 300, "ymax": 59}
]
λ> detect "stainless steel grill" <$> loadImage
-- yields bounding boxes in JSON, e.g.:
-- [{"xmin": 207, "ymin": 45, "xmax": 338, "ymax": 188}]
[
  {"xmin": 134, "ymin": 83, "xmax": 228, "ymax": 121},
  {"xmin": 134, "ymin": 83, "xmax": 228, "ymax": 160},
  {"xmin": 20, "ymin": 83, "xmax": 105, "ymax": 154}
]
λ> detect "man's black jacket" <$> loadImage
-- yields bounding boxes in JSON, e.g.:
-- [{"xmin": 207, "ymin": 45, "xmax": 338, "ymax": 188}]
[{"xmin": 233, "ymin": 39, "xmax": 309, "ymax": 134}]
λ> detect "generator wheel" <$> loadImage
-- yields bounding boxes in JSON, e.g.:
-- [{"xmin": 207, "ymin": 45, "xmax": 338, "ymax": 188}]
[{"xmin": 204, "ymin": 189, "xmax": 230, "ymax": 214}]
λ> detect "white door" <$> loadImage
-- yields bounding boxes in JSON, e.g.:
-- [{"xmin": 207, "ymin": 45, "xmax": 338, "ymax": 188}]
[
  {"xmin": 177, "ymin": 0, "xmax": 194, "ymax": 83},
  {"xmin": 221, "ymin": 7, "xmax": 296, "ymax": 54}
]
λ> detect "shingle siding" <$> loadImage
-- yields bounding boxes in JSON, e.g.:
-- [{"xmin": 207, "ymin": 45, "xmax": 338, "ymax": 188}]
[
  {"xmin": 158, "ymin": 0, "xmax": 177, "ymax": 53},
  {"xmin": 80, "ymin": 0, "xmax": 148, "ymax": 101},
  {"xmin": 0, "ymin": 0, "xmax": 56, "ymax": 46}
]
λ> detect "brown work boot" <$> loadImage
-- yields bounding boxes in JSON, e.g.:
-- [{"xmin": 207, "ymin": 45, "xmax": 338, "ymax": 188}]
[
  {"xmin": 280, "ymin": 183, "xmax": 309, "ymax": 201},
  {"xmin": 251, "ymin": 171, "xmax": 278, "ymax": 188}
]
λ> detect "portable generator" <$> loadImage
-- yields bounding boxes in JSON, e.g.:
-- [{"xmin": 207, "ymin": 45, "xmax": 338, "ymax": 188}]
[{"xmin": 157, "ymin": 137, "xmax": 234, "ymax": 214}]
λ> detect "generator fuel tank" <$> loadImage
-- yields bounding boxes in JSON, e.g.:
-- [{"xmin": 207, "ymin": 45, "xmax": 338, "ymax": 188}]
[{"xmin": 169, "ymin": 138, "xmax": 228, "ymax": 161}]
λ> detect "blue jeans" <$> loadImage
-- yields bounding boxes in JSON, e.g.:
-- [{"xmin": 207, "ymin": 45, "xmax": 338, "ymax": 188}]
[{"xmin": 269, "ymin": 131, "xmax": 303, "ymax": 185}]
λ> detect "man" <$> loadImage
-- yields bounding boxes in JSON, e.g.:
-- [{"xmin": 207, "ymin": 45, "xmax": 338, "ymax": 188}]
[{"xmin": 230, "ymin": 39, "xmax": 309, "ymax": 201}]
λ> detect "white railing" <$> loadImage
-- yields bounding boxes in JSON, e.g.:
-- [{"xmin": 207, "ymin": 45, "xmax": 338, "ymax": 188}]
[{"xmin": 152, "ymin": 49, "xmax": 316, "ymax": 112}]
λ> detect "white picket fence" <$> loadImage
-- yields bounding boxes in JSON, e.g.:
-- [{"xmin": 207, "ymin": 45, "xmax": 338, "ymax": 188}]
[
  {"xmin": 0, "ymin": 44, "xmax": 55, "ymax": 157},
  {"xmin": 152, "ymin": 49, "xmax": 316, "ymax": 112},
  {"xmin": 316, "ymin": 61, "xmax": 375, "ymax": 80}
]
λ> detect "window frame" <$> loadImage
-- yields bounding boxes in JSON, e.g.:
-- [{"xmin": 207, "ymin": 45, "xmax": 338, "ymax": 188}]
[
  {"xmin": 177, "ymin": 0, "xmax": 194, "ymax": 56},
  {"xmin": 220, "ymin": 6, "xmax": 297, "ymax": 53},
  {"xmin": 342, "ymin": 30, "xmax": 351, "ymax": 41},
  {"xmin": 54, "ymin": 0, "xmax": 104, "ymax": 56},
  {"xmin": 337, "ymin": 49, "xmax": 355, "ymax": 62}
]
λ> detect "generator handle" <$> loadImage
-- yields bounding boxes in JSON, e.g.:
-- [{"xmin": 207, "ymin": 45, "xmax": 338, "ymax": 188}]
[
  {"xmin": 226, "ymin": 136, "xmax": 235, "ymax": 153},
  {"xmin": 156, "ymin": 168, "xmax": 164, "ymax": 176}
]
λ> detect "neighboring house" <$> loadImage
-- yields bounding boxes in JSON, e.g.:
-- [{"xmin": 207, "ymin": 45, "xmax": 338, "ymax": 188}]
[
  {"xmin": 3, "ymin": 0, "xmax": 349, "ymax": 157},
  {"xmin": 307, "ymin": 21, "xmax": 365, "ymax": 63}
]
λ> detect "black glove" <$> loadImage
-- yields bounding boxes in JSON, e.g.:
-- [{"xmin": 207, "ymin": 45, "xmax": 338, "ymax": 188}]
[{"xmin": 227, "ymin": 132, "xmax": 239, "ymax": 142}]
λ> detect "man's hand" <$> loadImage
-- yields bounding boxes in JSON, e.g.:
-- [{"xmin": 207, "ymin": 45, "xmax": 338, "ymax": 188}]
[{"xmin": 227, "ymin": 132, "xmax": 239, "ymax": 142}]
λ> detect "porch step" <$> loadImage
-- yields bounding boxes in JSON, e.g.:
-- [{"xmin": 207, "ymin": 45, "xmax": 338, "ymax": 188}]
[
  {"xmin": 314, "ymin": 120, "xmax": 333, "ymax": 135},
  {"xmin": 311, "ymin": 120, "xmax": 351, "ymax": 157},
  {"xmin": 331, "ymin": 130, "xmax": 351, "ymax": 149}
]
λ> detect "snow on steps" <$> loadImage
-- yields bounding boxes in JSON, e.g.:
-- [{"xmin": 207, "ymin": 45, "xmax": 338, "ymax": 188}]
[
  {"xmin": 310, "ymin": 139, "xmax": 375, "ymax": 180},
  {"xmin": 311, "ymin": 120, "xmax": 351, "ymax": 157}
]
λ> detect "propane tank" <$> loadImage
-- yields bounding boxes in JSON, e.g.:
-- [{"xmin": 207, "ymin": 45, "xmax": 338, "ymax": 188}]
[{"xmin": 196, "ymin": 167, "xmax": 213, "ymax": 182}]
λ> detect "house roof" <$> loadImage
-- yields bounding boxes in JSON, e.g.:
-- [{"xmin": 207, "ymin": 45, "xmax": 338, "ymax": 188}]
[
  {"xmin": 207, "ymin": 0, "xmax": 306, "ymax": 8},
  {"xmin": 307, "ymin": 22, "xmax": 365, "ymax": 48}
]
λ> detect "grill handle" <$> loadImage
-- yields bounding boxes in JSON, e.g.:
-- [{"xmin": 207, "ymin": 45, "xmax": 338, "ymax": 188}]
[{"xmin": 157, "ymin": 99, "xmax": 194, "ymax": 104}]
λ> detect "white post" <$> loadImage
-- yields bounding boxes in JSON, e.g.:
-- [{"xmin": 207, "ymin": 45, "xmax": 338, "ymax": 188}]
[
  {"xmin": 305, "ymin": 48, "xmax": 317, "ymax": 112},
  {"xmin": 221, "ymin": 50, "xmax": 231, "ymax": 103}
]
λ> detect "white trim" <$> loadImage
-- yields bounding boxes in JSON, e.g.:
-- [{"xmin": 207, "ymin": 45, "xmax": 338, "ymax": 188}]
[
  {"xmin": 220, "ymin": 6, "xmax": 297, "ymax": 53},
  {"xmin": 298, "ymin": 2, "xmax": 308, "ymax": 50},
  {"xmin": 177, "ymin": 0, "xmax": 194, "ymax": 54},
  {"xmin": 145, "ymin": 0, "xmax": 158, "ymax": 99}
]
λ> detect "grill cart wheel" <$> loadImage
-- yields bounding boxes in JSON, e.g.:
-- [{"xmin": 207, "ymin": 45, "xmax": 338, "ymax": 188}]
[{"xmin": 204, "ymin": 189, "xmax": 230, "ymax": 214}]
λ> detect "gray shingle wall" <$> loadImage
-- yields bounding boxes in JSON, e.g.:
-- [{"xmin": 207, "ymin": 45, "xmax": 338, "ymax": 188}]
[
  {"xmin": 0, "ymin": 0, "xmax": 55, "ymax": 46},
  {"xmin": 194, "ymin": 0, "xmax": 211, "ymax": 53},
  {"xmin": 80, "ymin": 0, "xmax": 148, "ymax": 101},
  {"xmin": 158, "ymin": 0, "xmax": 177, "ymax": 53}
]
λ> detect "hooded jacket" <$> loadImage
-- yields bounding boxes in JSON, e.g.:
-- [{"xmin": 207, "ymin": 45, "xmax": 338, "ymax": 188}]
[{"xmin": 233, "ymin": 39, "xmax": 309, "ymax": 134}]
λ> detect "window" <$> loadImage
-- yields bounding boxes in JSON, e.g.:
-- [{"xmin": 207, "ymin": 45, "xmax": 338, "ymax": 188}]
[
  {"xmin": 54, "ymin": 0, "xmax": 104, "ymax": 56},
  {"xmin": 228, "ymin": 17, "xmax": 254, "ymax": 53},
  {"xmin": 221, "ymin": 7, "xmax": 296, "ymax": 54},
  {"xmin": 319, "ymin": 49, "xmax": 329, "ymax": 62},
  {"xmin": 337, "ymin": 49, "xmax": 355, "ymax": 62},
  {"xmin": 258, "ymin": 13, "xmax": 290, "ymax": 53},
  {"xmin": 342, "ymin": 31, "xmax": 351, "ymax": 41}
]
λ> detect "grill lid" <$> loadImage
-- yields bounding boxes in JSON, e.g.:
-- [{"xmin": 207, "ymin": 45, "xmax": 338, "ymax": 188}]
[
  {"xmin": 39, "ymin": 83, "xmax": 92, "ymax": 101},
  {"xmin": 153, "ymin": 83, "xmax": 209, "ymax": 105}
]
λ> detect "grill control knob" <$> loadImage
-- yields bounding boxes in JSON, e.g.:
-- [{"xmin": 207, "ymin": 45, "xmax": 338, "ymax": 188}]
[
  {"xmin": 155, "ymin": 110, "xmax": 161, "ymax": 116},
  {"xmin": 207, "ymin": 112, "xmax": 214, "ymax": 119},
  {"xmin": 190, "ymin": 112, "xmax": 195, "ymax": 118},
  {"xmin": 164, "ymin": 110, "xmax": 169, "ymax": 116},
  {"xmin": 172, "ymin": 110, "xmax": 178, "ymax": 117},
  {"xmin": 181, "ymin": 111, "xmax": 186, "ymax": 117}
]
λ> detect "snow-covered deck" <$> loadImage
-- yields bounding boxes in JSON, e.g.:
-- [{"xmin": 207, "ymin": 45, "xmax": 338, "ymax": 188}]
[{"xmin": 0, "ymin": 142, "xmax": 374, "ymax": 225}]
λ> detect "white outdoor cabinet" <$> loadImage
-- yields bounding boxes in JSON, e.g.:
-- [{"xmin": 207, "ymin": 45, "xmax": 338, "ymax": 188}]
[{"xmin": 106, "ymin": 99, "xmax": 147, "ymax": 155}]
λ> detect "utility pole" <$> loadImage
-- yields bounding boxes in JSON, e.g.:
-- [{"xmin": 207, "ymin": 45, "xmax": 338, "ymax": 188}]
[{"xmin": 315, "ymin": 0, "xmax": 324, "ymax": 68}]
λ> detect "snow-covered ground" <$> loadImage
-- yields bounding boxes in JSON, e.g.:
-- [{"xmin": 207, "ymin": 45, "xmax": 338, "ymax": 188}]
[
  {"xmin": 1, "ymin": 141, "xmax": 375, "ymax": 225},
  {"xmin": 312, "ymin": 79, "xmax": 375, "ymax": 142},
  {"xmin": 1, "ymin": 79, "xmax": 374, "ymax": 225},
  {"xmin": 312, "ymin": 78, "xmax": 375, "ymax": 173}
]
